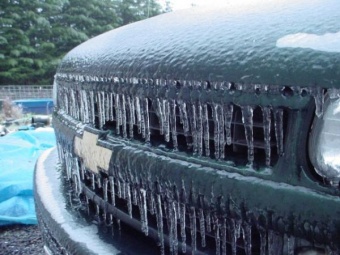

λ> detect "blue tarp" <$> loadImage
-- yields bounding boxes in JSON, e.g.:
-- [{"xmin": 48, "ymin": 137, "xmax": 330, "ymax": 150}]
[
  {"xmin": 14, "ymin": 98, "xmax": 54, "ymax": 114},
  {"xmin": 0, "ymin": 128, "xmax": 56, "ymax": 225}
]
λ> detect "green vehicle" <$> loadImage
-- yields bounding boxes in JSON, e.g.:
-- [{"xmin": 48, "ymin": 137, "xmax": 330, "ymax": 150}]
[{"xmin": 35, "ymin": 0, "xmax": 340, "ymax": 254}]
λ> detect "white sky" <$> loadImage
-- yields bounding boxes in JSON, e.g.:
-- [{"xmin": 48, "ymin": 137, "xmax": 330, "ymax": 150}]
[{"xmin": 158, "ymin": 0, "xmax": 228, "ymax": 10}]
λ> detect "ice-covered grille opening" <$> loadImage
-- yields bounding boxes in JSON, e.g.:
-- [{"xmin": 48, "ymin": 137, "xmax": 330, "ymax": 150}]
[
  {"xmin": 57, "ymin": 88, "xmax": 287, "ymax": 168},
  {"xmin": 95, "ymin": 96, "xmax": 286, "ymax": 168},
  {"xmin": 77, "ymin": 163, "xmax": 263, "ymax": 255}
]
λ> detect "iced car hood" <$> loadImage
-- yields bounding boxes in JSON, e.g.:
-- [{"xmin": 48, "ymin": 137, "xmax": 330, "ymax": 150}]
[{"xmin": 58, "ymin": 0, "xmax": 340, "ymax": 88}]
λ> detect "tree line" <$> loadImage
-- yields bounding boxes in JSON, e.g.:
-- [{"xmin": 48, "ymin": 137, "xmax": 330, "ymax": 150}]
[{"xmin": 0, "ymin": 0, "xmax": 167, "ymax": 85}]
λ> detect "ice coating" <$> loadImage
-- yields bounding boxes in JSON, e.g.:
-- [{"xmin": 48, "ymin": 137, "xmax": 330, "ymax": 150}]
[
  {"xmin": 35, "ymin": 149, "xmax": 122, "ymax": 255},
  {"xmin": 58, "ymin": 0, "xmax": 340, "ymax": 89},
  {"xmin": 50, "ymin": 1, "xmax": 340, "ymax": 254},
  {"xmin": 53, "ymin": 122, "xmax": 340, "ymax": 254}
]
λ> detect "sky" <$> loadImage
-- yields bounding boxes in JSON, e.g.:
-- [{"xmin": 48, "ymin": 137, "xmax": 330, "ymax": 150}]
[{"xmin": 158, "ymin": 0, "xmax": 228, "ymax": 11}]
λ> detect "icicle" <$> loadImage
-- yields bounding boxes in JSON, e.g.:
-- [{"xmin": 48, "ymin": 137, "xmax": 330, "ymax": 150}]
[
  {"xmin": 262, "ymin": 107, "xmax": 272, "ymax": 166},
  {"xmin": 127, "ymin": 183, "xmax": 132, "ymax": 218},
  {"xmin": 170, "ymin": 100, "xmax": 178, "ymax": 149},
  {"xmin": 242, "ymin": 223, "xmax": 252, "ymax": 255},
  {"xmin": 83, "ymin": 90, "xmax": 89, "ymax": 123},
  {"xmin": 197, "ymin": 103, "xmax": 203, "ymax": 156},
  {"xmin": 212, "ymin": 104, "xmax": 220, "ymax": 159},
  {"xmin": 241, "ymin": 106, "xmax": 254, "ymax": 165},
  {"xmin": 199, "ymin": 208, "xmax": 206, "ymax": 248},
  {"xmin": 164, "ymin": 99, "xmax": 170, "ymax": 142},
  {"xmin": 214, "ymin": 216, "xmax": 221, "ymax": 255},
  {"xmin": 169, "ymin": 201, "xmax": 178, "ymax": 255},
  {"xmin": 116, "ymin": 218, "xmax": 121, "ymax": 236},
  {"xmin": 94, "ymin": 204, "xmax": 101, "ymax": 224},
  {"xmin": 122, "ymin": 94, "xmax": 127, "ymax": 138},
  {"xmin": 167, "ymin": 201, "xmax": 174, "ymax": 255},
  {"xmin": 132, "ymin": 185, "xmax": 138, "ymax": 206},
  {"xmin": 91, "ymin": 173, "xmax": 95, "ymax": 190},
  {"xmin": 80, "ymin": 161, "xmax": 85, "ymax": 180},
  {"xmin": 101, "ymin": 91, "xmax": 106, "ymax": 123},
  {"xmin": 180, "ymin": 181, "xmax": 187, "ymax": 253},
  {"xmin": 70, "ymin": 89, "xmax": 77, "ymax": 119},
  {"xmin": 72, "ymin": 173, "xmax": 79, "ymax": 196},
  {"xmin": 140, "ymin": 97, "xmax": 146, "ymax": 138},
  {"xmin": 116, "ymin": 176, "xmax": 122, "ymax": 198},
  {"xmin": 90, "ymin": 91, "xmax": 95, "ymax": 125},
  {"xmin": 103, "ymin": 178, "xmax": 108, "ymax": 202},
  {"xmin": 140, "ymin": 188, "xmax": 148, "ymax": 236},
  {"xmin": 189, "ymin": 207, "xmax": 197, "ymax": 254},
  {"xmin": 144, "ymin": 98, "xmax": 150, "ymax": 142},
  {"xmin": 230, "ymin": 219, "xmax": 242, "ymax": 255},
  {"xmin": 224, "ymin": 104, "xmax": 234, "ymax": 146},
  {"xmin": 64, "ymin": 153, "xmax": 72, "ymax": 180},
  {"xmin": 155, "ymin": 98, "xmax": 165, "ymax": 135},
  {"xmin": 156, "ymin": 194, "xmax": 165, "ymax": 255},
  {"xmin": 97, "ymin": 92, "xmax": 104, "ymax": 128},
  {"xmin": 64, "ymin": 89, "xmax": 69, "ymax": 114},
  {"xmin": 257, "ymin": 225, "xmax": 267, "ymax": 255},
  {"xmin": 135, "ymin": 97, "xmax": 142, "ymax": 134},
  {"xmin": 105, "ymin": 92, "xmax": 110, "ymax": 121},
  {"xmin": 97, "ymin": 175, "xmax": 102, "ymax": 188},
  {"xmin": 172, "ymin": 204, "xmax": 179, "ymax": 255},
  {"xmin": 206, "ymin": 211, "xmax": 212, "ymax": 233},
  {"xmin": 180, "ymin": 101, "xmax": 190, "ymax": 137},
  {"xmin": 191, "ymin": 103, "xmax": 198, "ymax": 154},
  {"xmin": 179, "ymin": 202, "xmax": 186, "ymax": 253},
  {"xmin": 74, "ymin": 158, "xmax": 82, "ymax": 194},
  {"xmin": 109, "ymin": 176, "xmax": 115, "ymax": 206},
  {"xmin": 79, "ymin": 90, "xmax": 85, "ymax": 122},
  {"xmin": 128, "ymin": 96, "xmax": 135, "ymax": 138},
  {"xmin": 108, "ymin": 213, "xmax": 114, "ymax": 237},
  {"xmin": 221, "ymin": 218, "xmax": 227, "ymax": 255},
  {"xmin": 148, "ymin": 191, "xmax": 155, "ymax": 215},
  {"xmin": 115, "ymin": 94, "xmax": 121, "ymax": 134},
  {"xmin": 274, "ymin": 108, "xmax": 284, "ymax": 156},
  {"xmin": 121, "ymin": 180, "xmax": 126, "ymax": 199},
  {"xmin": 85, "ymin": 195, "xmax": 90, "ymax": 215},
  {"xmin": 268, "ymin": 230, "xmax": 283, "ymax": 255},
  {"xmin": 218, "ymin": 105, "xmax": 226, "ymax": 159},
  {"xmin": 109, "ymin": 93, "xmax": 114, "ymax": 121},
  {"xmin": 203, "ymin": 104, "xmax": 210, "ymax": 156},
  {"xmin": 312, "ymin": 87, "xmax": 324, "ymax": 117},
  {"xmin": 285, "ymin": 235, "xmax": 295, "ymax": 255}
]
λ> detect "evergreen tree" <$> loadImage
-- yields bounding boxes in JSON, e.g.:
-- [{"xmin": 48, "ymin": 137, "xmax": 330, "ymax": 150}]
[
  {"xmin": 116, "ymin": 0, "xmax": 163, "ymax": 25},
  {"xmin": 0, "ymin": 0, "xmax": 163, "ymax": 85},
  {"xmin": 0, "ymin": 0, "xmax": 62, "ymax": 84},
  {"xmin": 53, "ymin": 0, "xmax": 121, "ymax": 53}
]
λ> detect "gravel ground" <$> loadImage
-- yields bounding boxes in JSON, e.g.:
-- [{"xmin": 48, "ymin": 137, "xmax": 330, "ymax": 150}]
[{"xmin": 0, "ymin": 224, "xmax": 45, "ymax": 255}]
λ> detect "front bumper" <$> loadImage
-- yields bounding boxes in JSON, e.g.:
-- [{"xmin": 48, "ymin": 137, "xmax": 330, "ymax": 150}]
[{"xmin": 35, "ymin": 148, "xmax": 206, "ymax": 255}]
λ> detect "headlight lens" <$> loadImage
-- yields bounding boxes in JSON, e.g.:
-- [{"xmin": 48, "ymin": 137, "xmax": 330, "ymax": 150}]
[{"xmin": 309, "ymin": 94, "xmax": 340, "ymax": 186}]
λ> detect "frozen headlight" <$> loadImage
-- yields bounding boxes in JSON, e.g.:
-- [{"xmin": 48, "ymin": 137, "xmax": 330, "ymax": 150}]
[{"xmin": 309, "ymin": 95, "xmax": 340, "ymax": 186}]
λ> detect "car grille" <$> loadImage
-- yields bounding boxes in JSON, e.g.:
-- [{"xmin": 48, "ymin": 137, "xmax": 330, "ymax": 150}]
[{"xmin": 57, "ymin": 87, "xmax": 287, "ymax": 168}]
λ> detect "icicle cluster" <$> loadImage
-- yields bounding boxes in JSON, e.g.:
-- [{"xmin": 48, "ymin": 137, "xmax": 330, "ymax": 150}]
[
  {"xmin": 55, "ymin": 134, "xmax": 338, "ymax": 254},
  {"xmin": 58, "ymin": 84, "xmax": 289, "ymax": 166}
]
